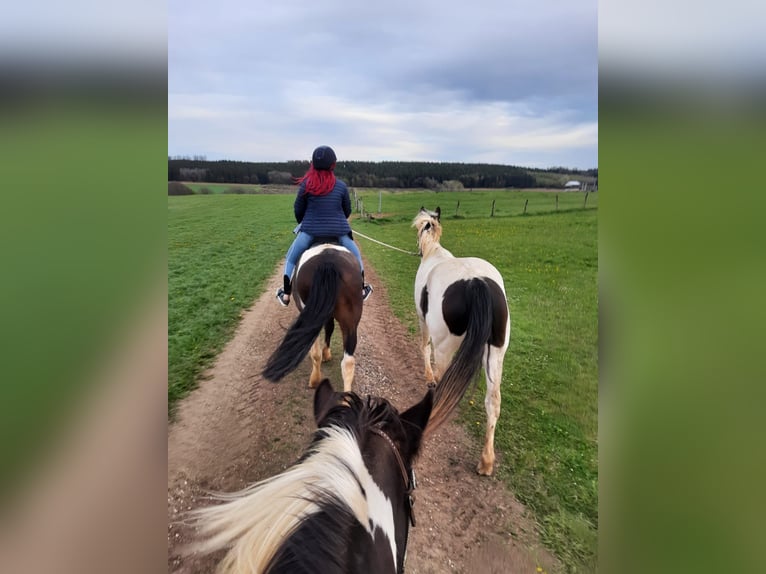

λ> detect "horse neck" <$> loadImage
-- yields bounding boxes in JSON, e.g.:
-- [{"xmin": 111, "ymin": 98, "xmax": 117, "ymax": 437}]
[
  {"xmin": 271, "ymin": 433, "xmax": 408, "ymax": 574},
  {"xmin": 361, "ymin": 437, "xmax": 411, "ymax": 573},
  {"xmin": 194, "ymin": 428, "xmax": 373, "ymax": 573},
  {"xmin": 421, "ymin": 241, "xmax": 453, "ymax": 264},
  {"xmin": 419, "ymin": 235, "xmax": 447, "ymax": 258}
]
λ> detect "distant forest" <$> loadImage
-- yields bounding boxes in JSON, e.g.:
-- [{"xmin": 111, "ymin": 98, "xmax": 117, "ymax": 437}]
[{"xmin": 168, "ymin": 157, "xmax": 598, "ymax": 190}]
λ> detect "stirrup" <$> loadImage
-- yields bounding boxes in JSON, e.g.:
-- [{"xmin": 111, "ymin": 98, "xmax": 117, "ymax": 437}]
[
  {"xmin": 362, "ymin": 284, "xmax": 373, "ymax": 302},
  {"xmin": 276, "ymin": 288, "xmax": 290, "ymax": 307}
]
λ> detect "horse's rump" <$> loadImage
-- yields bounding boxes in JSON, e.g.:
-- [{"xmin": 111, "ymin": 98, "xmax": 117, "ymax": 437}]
[
  {"xmin": 428, "ymin": 277, "xmax": 502, "ymax": 434},
  {"xmin": 263, "ymin": 244, "xmax": 363, "ymax": 391}
]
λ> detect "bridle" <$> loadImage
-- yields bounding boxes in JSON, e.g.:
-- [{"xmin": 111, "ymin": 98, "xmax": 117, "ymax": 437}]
[{"xmin": 369, "ymin": 426, "xmax": 418, "ymax": 527}]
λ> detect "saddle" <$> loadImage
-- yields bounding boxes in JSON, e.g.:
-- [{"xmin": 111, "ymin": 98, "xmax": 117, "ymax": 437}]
[{"xmin": 307, "ymin": 231, "xmax": 353, "ymax": 249}]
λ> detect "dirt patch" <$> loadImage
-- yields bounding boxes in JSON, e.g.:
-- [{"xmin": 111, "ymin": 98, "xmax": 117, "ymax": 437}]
[{"xmin": 168, "ymin": 261, "xmax": 561, "ymax": 573}]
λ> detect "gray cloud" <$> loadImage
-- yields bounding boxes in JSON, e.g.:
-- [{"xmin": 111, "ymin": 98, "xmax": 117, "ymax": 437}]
[{"xmin": 169, "ymin": 0, "xmax": 598, "ymax": 168}]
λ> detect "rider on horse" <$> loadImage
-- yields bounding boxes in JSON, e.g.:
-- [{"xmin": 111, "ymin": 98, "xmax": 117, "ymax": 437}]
[{"xmin": 277, "ymin": 145, "xmax": 373, "ymax": 306}]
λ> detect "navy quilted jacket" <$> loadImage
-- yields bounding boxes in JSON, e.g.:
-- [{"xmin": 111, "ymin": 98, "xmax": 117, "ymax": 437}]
[{"xmin": 294, "ymin": 179, "xmax": 352, "ymax": 237}]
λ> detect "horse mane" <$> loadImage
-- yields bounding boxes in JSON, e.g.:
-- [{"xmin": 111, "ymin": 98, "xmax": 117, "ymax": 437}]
[
  {"xmin": 412, "ymin": 209, "xmax": 444, "ymax": 258},
  {"xmin": 262, "ymin": 489, "xmax": 356, "ymax": 573},
  {"xmin": 189, "ymin": 394, "xmax": 408, "ymax": 574}
]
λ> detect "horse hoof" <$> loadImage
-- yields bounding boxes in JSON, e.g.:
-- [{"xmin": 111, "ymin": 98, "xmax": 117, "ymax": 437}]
[{"xmin": 476, "ymin": 461, "xmax": 494, "ymax": 476}]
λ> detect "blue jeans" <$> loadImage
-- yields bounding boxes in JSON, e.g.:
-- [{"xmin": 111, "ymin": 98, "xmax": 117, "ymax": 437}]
[{"xmin": 284, "ymin": 231, "xmax": 364, "ymax": 279}]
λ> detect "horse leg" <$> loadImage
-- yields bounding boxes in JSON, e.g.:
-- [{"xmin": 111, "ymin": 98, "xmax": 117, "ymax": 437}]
[
  {"xmin": 419, "ymin": 317, "xmax": 435, "ymax": 384},
  {"xmin": 322, "ymin": 318, "xmax": 334, "ymax": 362},
  {"xmin": 477, "ymin": 349, "xmax": 504, "ymax": 475},
  {"xmin": 340, "ymin": 327, "xmax": 358, "ymax": 393},
  {"xmin": 432, "ymin": 334, "xmax": 460, "ymax": 382},
  {"xmin": 308, "ymin": 336, "xmax": 323, "ymax": 388}
]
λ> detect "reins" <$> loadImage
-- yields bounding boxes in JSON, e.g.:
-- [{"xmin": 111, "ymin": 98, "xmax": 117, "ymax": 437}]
[{"xmin": 369, "ymin": 427, "xmax": 418, "ymax": 527}]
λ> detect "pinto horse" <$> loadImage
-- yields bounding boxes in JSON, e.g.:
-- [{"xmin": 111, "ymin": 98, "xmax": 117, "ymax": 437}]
[
  {"xmin": 263, "ymin": 243, "xmax": 363, "ymax": 392},
  {"xmin": 190, "ymin": 378, "xmax": 434, "ymax": 574},
  {"xmin": 413, "ymin": 207, "xmax": 511, "ymax": 475}
]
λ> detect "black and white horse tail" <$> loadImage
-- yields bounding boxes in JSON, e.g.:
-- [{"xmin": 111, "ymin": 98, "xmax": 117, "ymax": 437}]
[
  {"xmin": 262, "ymin": 262, "xmax": 339, "ymax": 382},
  {"xmin": 428, "ymin": 278, "xmax": 493, "ymax": 433}
]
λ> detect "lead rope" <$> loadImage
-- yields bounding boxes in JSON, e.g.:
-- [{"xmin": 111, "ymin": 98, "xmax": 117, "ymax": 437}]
[{"xmin": 352, "ymin": 229, "xmax": 420, "ymax": 257}]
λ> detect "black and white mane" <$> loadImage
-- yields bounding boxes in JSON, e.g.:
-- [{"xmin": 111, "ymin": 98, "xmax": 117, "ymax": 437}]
[{"xmin": 190, "ymin": 378, "xmax": 433, "ymax": 574}]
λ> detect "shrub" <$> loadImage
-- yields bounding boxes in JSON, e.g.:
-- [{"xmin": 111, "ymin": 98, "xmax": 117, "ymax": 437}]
[
  {"xmin": 437, "ymin": 179, "xmax": 465, "ymax": 192},
  {"xmin": 168, "ymin": 182, "xmax": 194, "ymax": 196}
]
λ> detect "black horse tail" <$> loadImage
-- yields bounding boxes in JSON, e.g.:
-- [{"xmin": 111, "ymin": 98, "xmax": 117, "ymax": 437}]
[
  {"xmin": 262, "ymin": 262, "xmax": 339, "ymax": 382},
  {"xmin": 426, "ymin": 278, "xmax": 494, "ymax": 436}
]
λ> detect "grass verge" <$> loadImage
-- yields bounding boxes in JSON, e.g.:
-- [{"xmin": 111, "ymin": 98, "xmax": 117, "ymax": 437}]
[{"xmin": 168, "ymin": 194, "xmax": 294, "ymax": 414}]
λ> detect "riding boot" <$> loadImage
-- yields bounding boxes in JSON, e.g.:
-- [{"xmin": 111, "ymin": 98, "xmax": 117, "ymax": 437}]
[
  {"xmin": 276, "ymin": 275, "xmax": 292, "ymax": 306},
  {"xmin": 361, "ymin": 272, "xmax": 373, "ymax": 302}
]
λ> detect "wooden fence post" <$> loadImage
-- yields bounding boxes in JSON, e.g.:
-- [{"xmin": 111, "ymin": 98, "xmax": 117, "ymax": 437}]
[
  {"xmin": 556, "ymin": 194, "xmax": 559, "ymax": 211},
  {"xmin": 583, "ymin": 192, "xmax": 589, "ymax": 208},
  {"xmin": 491, "ymin": 199, "xmax": 496, "ymax": 217},
  {"xmin": 456, "ymin": 200, "xmax": 460, "ymax": 217},
  {"xmin": 523, "ymin": 199, "xmax": 528, "ymax": 214}
]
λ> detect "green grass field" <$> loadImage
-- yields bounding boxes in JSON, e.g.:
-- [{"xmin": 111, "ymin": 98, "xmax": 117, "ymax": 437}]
[
  {"xmin": 353, "ymin": 191, "xmax": 598, "ymax": 571},
  {"xmin": 184, "ymin": 182, "xmax": 265, "ymax": 194},
  {"xmin": 168, "ymin": 194, "xmax": 294, "ymax": 411},
  {"xmin": 168, "ymin": 189, "xmax": 597, "ymax": 571},
  {"xmin": 354, "ymin": 188, "xmax": 596, "ymax": 220}
]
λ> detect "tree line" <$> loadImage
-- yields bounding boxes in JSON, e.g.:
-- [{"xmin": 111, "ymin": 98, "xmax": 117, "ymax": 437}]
[{"xmin": 168, "ymin": 158, "xmax": 597, "ymax": 190}]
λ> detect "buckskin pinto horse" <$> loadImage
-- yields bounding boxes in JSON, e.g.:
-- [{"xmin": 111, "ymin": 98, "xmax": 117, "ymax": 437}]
[
  {"xmin": 190, "ymin": 378, "xmax": 433, "ymax": 574},
  {"xmin": 262, "ymin": 243, "xmax": 363, "ymax": 392},
  {"xmin": 412, "ymin": 207, "xmax": 511, "ymax": 475}
]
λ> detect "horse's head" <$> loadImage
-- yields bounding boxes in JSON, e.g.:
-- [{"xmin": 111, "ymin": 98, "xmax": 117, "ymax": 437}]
[
  {"xmin": 313, "ymin": 378, "xmax": 433, "ymax": 572},
  {"xmin": 412, "ymin": 206, "xmax": 443, "ymax": 257}
]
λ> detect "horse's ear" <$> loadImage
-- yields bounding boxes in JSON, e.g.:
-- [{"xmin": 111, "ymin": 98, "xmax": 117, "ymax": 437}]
[
  {"xmin": 314, "ymin": 378, "xmax": 336, "ymax": 425},
  {"xmin": 435, "ymin": 206, "xmax": 441, "ymax": 221},
  {"xmin": 419, "ymin": 206, "xmax": 425, "ymax": 213},
  {"xmin": 401, "ymin": 388, "xmax": 434, "ymax": 456}
]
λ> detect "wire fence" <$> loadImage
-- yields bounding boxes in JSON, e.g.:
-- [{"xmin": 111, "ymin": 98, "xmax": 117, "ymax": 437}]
[{"xmin": 352, "ymin": 190, "xmax": 597, "ymax": 220}]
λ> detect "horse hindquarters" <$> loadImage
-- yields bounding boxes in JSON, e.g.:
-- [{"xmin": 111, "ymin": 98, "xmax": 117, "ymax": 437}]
[
  {"xmin": 428, "ymin": 277, "xmax": 509, "ymax": 475},
  {"xmin": 262, "ymin": 262, "xmax": 339, "ymax": 383},
  {"xmin": 428, "ymin": 279, "xmax": 494, "ymax": 433}
]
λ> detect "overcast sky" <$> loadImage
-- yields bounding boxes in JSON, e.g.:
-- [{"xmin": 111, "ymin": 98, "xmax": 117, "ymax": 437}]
[{"xmin": 168, "ymin": 0, "xmax": 597, "ymax": 169}]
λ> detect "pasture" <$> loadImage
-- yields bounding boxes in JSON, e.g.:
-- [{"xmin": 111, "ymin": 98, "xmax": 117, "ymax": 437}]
[
  {"xmin": 168, "ymin": 188, "xmax": 598, "ymax": 572},
  {"xmin": 168, "ymin": 194, "xmax": 294, "ymax": 409},
  {"xmin": 184, "ymin": 182, "xmax": 263, "ymax": 194},
  {"xmin": 352, "ymin": 190, "xmax": 597, "ymax": 570}
]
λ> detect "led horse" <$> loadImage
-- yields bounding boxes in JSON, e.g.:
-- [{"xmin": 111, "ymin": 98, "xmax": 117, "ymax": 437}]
[
  {"xmin": 263, "ymin": 244, "xmax": 363, "ymax": 392},
  {"xmin": 191, "ymin": 378, "xmax": 433, "ymax": 574},
  {"xmin": 413, "ymin": 207, "xmax": 511, "ymax": 475}
]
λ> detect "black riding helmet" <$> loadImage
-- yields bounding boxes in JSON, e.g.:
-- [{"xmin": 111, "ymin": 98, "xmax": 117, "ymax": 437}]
[{"xmin": 312, "ymin": 146, "xmax": 336, "ymax": 170}]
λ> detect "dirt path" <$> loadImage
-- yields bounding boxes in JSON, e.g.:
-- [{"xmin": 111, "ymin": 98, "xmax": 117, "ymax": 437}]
[{"xmin": 168, "ymin": 261, "xmax": 560, "ymax": 574}]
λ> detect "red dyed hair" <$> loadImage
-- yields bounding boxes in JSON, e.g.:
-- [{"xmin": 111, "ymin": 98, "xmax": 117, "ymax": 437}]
[{"xmin": 294, "ymin": 163, "xmax": 337, "ymax": 196}]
